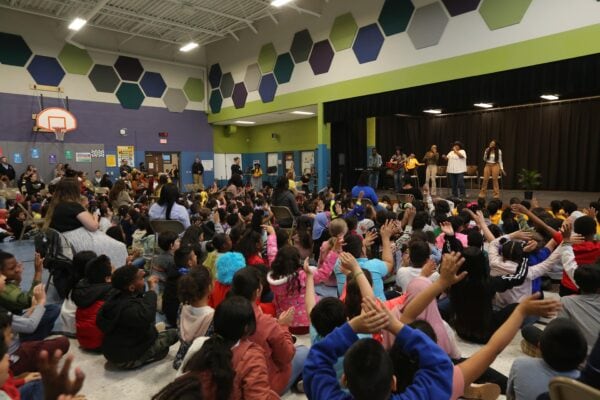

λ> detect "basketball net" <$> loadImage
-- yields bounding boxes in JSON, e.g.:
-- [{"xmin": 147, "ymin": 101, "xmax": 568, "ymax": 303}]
[{"xmin": 54, "ymin": 127, "xmax": 66, "ymax": 142}]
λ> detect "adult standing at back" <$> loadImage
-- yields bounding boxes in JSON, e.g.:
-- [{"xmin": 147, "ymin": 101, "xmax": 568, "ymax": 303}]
[
  {"xmin": 443, "ymin": 141, "xmax": 467, "ymax": 199},
  {"xmin": 0, "ymin": 156, "xmax": 15, "ymax": 184},
  {"xmin": 479, "ymin": 139, "xmax": 506, "ymax": 199},
  {"xmin": 119, "ymin": 159, "xmax": 132, "ymax": 177},
  {"xmin": 231, "ymin": 157, "xmax": 243, "ymax": 177},
  {"xmin": 149, "ymin": 183, "xmax": 191, "ymax": 230},
  {"xmin": 368, "ymin": 148, "xmax": 382, "ymax": 189},
  {"xmin": 192, "ymin": 157, "xmax": 204, "ymax": 189}
]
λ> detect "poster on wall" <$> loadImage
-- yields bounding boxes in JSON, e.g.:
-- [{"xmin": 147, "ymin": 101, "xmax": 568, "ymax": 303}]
[
  {"xmin": 267, "ymin": 153, "xmax": 278, "ymax": 175},
  {"xmin": 48, "ymin": 154, "xmax": 57, "ymax": 164},
  {"xmin": 13, "ymin": 153, "xmax": 23, "ymax": 164},
  {"xmin": 202, "ymin": 160, "xmax": 213, "ymax": 171},
  {"xmin": 91, "ymin": 149, "xmax": 105, "ymax": 158},
  {"xmin": 301, "ymin": 151, "xmax": 315, "ymax": 174},
  {"xmin": 284, "ymin": 153, "xmax": 294, "ymax": 171},
  {"xmin": 117, "ymin": 146, "xmax": 135, "ymax": 166},
  {"xmin": 106, "ymin": 154, "xmax": 117, "ymax": 167},
  {"xmin": 65, "ymin": 150, "xmax": 73, "ymax": 160},
  {"xmin": 31, "ymin": 148, "xmax": 40, "ymax": 159},
  {"xmin": 76, "ymin": 152, "xmax": 92, "ymax": 163}
]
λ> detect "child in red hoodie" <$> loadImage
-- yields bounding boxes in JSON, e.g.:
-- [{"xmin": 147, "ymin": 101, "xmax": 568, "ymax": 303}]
[
  {"xmin": 561, "ymin": 216, "xmax": 600, "ymax": 296},
  {"xmin": 71, "ymin": 255, "xmax": 113, "ymax": 351}
]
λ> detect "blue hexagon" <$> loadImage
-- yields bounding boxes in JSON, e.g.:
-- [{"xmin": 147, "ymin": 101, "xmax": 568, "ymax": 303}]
[
  {"xmin": 27, "ymin": 55, "xmax": 65, "ymax": 86},
  {"xmin": 273, "ymin": 53, "xmax": 294, "ymax": 84},
  {"xmin": 139, "ymin": 71, "xmax": 167, "ymax": 98},
  {"xmin": 258, "ymin": 73, "xmax": 277, "ymax": 103},
  {"xmin": 209, "ymin": 89, "xmax": 223, "ymax": 113},
  {"xmin": 352, "ymin": 24, "xmax": 385, "ymax": 64},
  {"xmin": 209, "ymin": 64, "xmax": 222, "ymax": 89}
]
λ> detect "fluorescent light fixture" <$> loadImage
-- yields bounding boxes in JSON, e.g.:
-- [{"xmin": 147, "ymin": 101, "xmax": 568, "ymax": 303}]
[
  {"xmin": 271, "ymin": 0, "xmax": 293, "ymax": 7},
  {"xmin": 235, "ymin": 120, "xmax": 256, "ymax": 125},
  {"xmin": 423, "ymin": 109, "xmax": 442, "ymax": 114},
  {"xmin": 290, "ymin": 111, "xmax": 315, "ymax": 115},
  {"xmin": 179, "ymin": 42, "xmax": 199, "ymax": 52},
  {"xmin": 68, "ymin": 17, "xmax": 87, "ymax": 31},
  {"xmin": 540, "ymin": 94, "xmax": 559, "ymax": 101},
  {"xmin": 474, "ymin": 102, "xmax": 493, "ymax": 108}
]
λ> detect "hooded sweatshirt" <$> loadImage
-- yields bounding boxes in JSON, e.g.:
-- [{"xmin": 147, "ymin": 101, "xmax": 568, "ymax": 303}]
[
  {"xmin": 561, "ymin": 241, "xmax": 600, "ymax": 291},
  {"xmin": 96, "ymin": 290, "xmax": 158, "ymax": 363},
  {"xmin": 72, "ymin": 280, "xmax": 112, "ymax": 350}
]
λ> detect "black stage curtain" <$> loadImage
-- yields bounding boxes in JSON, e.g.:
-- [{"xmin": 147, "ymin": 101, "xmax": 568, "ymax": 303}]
[
  {"xmin": 376, "ymin": 98, "xmax": 600, "ymax": 192},
  {"xmin": 331, "ymin": 120, "xmax": 367, "ymax": 191}
]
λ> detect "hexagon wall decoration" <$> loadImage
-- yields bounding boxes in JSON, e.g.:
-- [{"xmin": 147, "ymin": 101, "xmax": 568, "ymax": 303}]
[
  {"xmin": 183, "ymin": 77, "xmax": 205, "ymax": 102},
  {"xmin": 208, "ymin": 64, "xmax": 222, "ymax": 88},
  {"xmin": 273, "ymin": 53, "xmax": 294, "ymax": 84},
  {"xmin": 352, "ymin": 24, "xmax": 385, "ymax": 64},
  {"xmin": 329, "ymin": 13, "xmax": 358, "ymax": 51},
  {"xmin": 220, "ymin": 72, "xmax": 235, "ymax": 98},
  {"xmin": 442, "ymin": 0, "xmax": 481, "ymax": 16},
  {"xmin": 258, "ymin": 43, "xmax": 278, "ymax": 73},
  {"xmin": 407, "ymin": 2, "xmax": 449, "ymax": 49},
  {"xmin": 309, "ymin": 40, "xmax": 334, "ymax": 75},
  {"xmin": 116, "ymin": 82, "xmax": 145, "ymax": 109},
  {"xmin": 258, "ymin": 73, "xmax": 277, "ymax": 103},
  {"xmin": 209, "ymin": 89, "xmax": 223, "ymax": 113},
  {"xmin": 88, "ymin": 64, "xmax": 120, "ymax": 93},
  {"xmin": 479, "ymin": 0, "xmax": 532, "ymax": 30},
  {"xmin": 164, "ymin": 88, "xmax": 189, "ymax": 113},
  {"xmin": 140, "ymin": 71, "xmax": 167, "ymax": 98},
  {"xmin": 57, "ymin": 44, "xmax": 93, "ymax": 75},
  {"xmin": 244, "ymin": 64, "xmax": 261, "ymax": 92},
  {"xmin": 290, "ymin": 29, "xmax": 314, "ymax": 64},
  {"xmin": 232, "ymin": 82, "xmax": 248, "ymax": 109},
  {"xmin": 0, "ymin": 32, "xmax": 32, "ymax": 66},
  {"xmin": 378, "ymin": 0, "xmax": 414, "ymax": 36},
  {"xmin": 114, "ymin": 55, "xmax": 144, "ymax": 81},
  {"xmin": 27, "ymin": 56, "xmax": 65, "ymax": 86}
]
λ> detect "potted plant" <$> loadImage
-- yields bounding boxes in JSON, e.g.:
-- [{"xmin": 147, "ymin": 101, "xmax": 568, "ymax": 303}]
[{"xmin": 517, "ymin": 168, "xmax": 542, "ymax": 200}]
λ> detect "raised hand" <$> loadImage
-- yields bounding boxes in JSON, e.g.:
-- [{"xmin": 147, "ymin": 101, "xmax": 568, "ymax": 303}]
[
  {"xmin": 523, "ymin": 240, "xmax": 538, "ymax": 252},
  {"xmin": 363, "ymin": 230, "xmax": 378, "ymax": 248},
  {"xmin": 517, "ymin": 293, "xmax": 562, "ymax": 318},
  {"xmin": 440, "ymin": 221, "xmax": 454, "ymax": 236},
  {"xmin": 261, "ymin": 224, "xmax": 275, "ymax": 236},
  {"xmin": 420, "ymin": 259, "xmax": 437, "ymax": 278},
  {"xmin": 511, "ymin": 230, "xmax": 533, "ymax": 242},
  {"xmin": 39, "ymin": 350, "xmax": 85, "ymax": 400},
  {"xmin": 34, "ymin": 252, "xmax": 44, "ymax": 272},
  {"xmin": 278, "ymin": 307, "xmax": 295, "ymax": 326},
  {"xmin": 302, "ymin": 257, "xmax": 312, "ymax": 275},
  {"xmin": 338, "ymin": 252, "xmax": 361, "ymax": 276},
  {"xmin": 438, "ymin": 251, "xmax": 467, "ymax": 288},
  {"xmin": 510, "ymin": 204, "xmax": 528, "ymax": 215},
  {"xmin": 33, "ymin": 283, "xmax": 46, "ymax": 306}
]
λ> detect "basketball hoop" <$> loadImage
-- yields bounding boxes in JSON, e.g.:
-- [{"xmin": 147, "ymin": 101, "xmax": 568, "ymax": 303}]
[{"xmin": 53, "ymin": 128, "xmax": 66, "ymax": 142}]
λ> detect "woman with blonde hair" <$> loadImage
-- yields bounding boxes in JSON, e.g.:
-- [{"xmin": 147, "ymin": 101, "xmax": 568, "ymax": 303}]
[{"xmin": 109, "ymin": 179, "xmax": 133, "ymax": 210}]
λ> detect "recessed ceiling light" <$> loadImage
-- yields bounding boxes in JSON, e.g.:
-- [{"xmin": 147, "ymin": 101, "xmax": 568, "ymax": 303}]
[
  {"xmin": 68, "ymin": 17, "xmax": 87, "ymax": 31},
  {"xmin": 290, "ymin": 111, "xmax": 315, "ymax": 115},
  {"xmin": 540, "ymin": 94, "xmax": 559, "ymax": 101},
  {"xmin": 235, "ymin": 120, "xmax": 256, "ymax": 125},
  {"xmin": 474, "ymin": 103, "xmax": 493, "ymax": 108},
  {"xmin": 423, "ymin": 109, "xmax": 442, "ymax": 114},
  {"xmin": 179, "ymin": 42, "xmax": 199, "ymax": 52},
  {"xmin": 271, "ymin": 0, "xmax": 293, "ymax": 6}
]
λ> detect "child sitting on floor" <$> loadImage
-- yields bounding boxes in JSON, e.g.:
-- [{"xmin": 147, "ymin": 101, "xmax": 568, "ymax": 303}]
[{"xmin": 163, "ymin": 246, "xmax": 197, "ymax": 327}]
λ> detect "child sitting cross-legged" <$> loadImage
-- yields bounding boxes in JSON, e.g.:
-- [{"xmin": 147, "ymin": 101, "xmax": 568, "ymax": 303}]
[
  {"xmin": 71, "ymin": 255, "xmax": 114, "ymax": 352},
  {"xmin": 163, "ymin": 246, "xmax": 197, "ymax": 327}
]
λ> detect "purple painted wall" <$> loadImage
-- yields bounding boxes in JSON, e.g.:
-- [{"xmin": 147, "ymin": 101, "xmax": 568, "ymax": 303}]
[{"xmin": 0, "ymin": 92, "xmax": 212, "ymax": 152}]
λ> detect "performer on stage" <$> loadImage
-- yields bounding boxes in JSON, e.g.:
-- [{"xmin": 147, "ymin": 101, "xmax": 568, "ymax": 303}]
[
  {"xmin": 479, "ymin": 139, "xmax": 506, "ymax": 199},
  {"xmin": 423, "ymin": 145, "xmax": 439, "ymax": 195},
  {"xmin": 368, "ymin": 148, "xmax": 383, "ymax": 189},
  {"xmin": 404, "ymin": 153, "xmax": 424, "ymax": 182},
  {"xmin": 442, "ymin": 141, "xmax": 467, "ymax": 198},
  {"xmin": 231, "ymin": 157, "xmax": 243, "ymax": 177},
  {"xmin": 389, "ymin": 147, "xmax": 407, "ymax": 192}
]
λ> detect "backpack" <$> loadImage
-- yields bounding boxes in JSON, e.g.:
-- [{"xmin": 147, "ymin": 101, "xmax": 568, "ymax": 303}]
[{"xmin": 34, "ymin": 228, "xmax": 74, "ymax": 298}]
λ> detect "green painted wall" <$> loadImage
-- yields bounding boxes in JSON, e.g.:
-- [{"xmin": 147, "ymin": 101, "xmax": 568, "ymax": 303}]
[
  {"xmin": 213, "ymin": 117, "xmax": 317, "ymax": 153},
  {"xmin": 208, "ymin": 24, "xmax": 600, "ymax": 123}
]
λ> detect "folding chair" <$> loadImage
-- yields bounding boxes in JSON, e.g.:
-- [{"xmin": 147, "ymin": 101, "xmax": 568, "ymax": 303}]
[
  {"xmin": 270, "ymin": 206, "xmax": 297, "ymax": 238},
  {"xmin": 465, "ymin": 165, "xmax": 479, "ymax": 190},
  {"xmin": 549, "ymin": 376, "xmax": 600, "ymax": 400},
  {"xmin": 435, "ymin": 166, "xmax": 447, "ymax": 196},
  {"xmin": 94, "ymin": 187, "xmax": 110, "ymax": 195},
  {"xmin": 17, "ymin": 202, "xmax": 45, "ymax": 240}
]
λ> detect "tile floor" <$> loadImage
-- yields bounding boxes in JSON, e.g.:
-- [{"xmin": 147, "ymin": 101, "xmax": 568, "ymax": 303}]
[{"xmin": 1, "ymin": 240, "xmax": 549, "ymax": 400}]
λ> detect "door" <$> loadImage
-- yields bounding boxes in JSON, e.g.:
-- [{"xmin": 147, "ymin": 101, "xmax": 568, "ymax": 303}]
[{"xmin": 145, "ymin": 152, "xmax": 163, "ymax": 176}]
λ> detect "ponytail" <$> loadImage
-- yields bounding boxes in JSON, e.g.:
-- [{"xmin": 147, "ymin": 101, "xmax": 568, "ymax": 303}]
[
  {"xmin": 183, "ymin": 336, "xmax": 235, "ymax": 400},
  {"xmin": 152, "ymin": 374, "xmax": 203, "ymax": 400}
]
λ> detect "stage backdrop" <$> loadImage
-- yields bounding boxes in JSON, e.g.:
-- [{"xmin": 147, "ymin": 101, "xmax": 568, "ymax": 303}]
[{"xmin": 375, "ymin": 98, "xmax": 600, "ymax": 192}]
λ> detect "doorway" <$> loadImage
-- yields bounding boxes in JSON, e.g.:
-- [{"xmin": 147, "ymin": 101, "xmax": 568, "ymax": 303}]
[{"xmin": 145, "ymin": 152, "xmax": 180, "ymax": 186}]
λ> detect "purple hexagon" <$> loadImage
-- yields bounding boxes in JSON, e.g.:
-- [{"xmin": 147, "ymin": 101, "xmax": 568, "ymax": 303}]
[
  {"xmin": 232, "ymin": 82, "xmax": 248, "ymax": 109},
  {"xmin": 209, "ymin": 64, "xmax": 222, "ymax": 88},
  {"xmin": 442, "ymin": 0, "xmax": 481, "ymax": 16},
  {"xmin": 309, "ymin": 40, "xmax": 334, "ymax": 75},
  {"xmin": 27, "ymin": 55, "xmax": 65, "ymax": 86},
  {"xmin": 352, "ymin": 24, "xmax": 385, "ymax": 64},
  {"xmin": 258, "ymin": 73, "xmax": 277, "ymax": 103},
  {"xmin": 114, "ymin": 56, "xmax": 144, "ymax": 81}
]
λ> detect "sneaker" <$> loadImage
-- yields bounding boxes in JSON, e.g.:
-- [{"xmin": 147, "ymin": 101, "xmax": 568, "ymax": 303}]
[{"xmin": 463, "ymin": 383, "xmax": 500, "ymax": 400}]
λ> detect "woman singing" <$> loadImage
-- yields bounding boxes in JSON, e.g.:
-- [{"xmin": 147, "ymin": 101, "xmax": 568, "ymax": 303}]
[
  {"xmin": 423, "ymin": 145, "xmax": 439, "ymax": 195},
  {"xmin": 442, "ymin": 141, "xmax": 467, "ymax": 199},
  {"xmin": 479, "ymin": 140, "xmax": 505, "ymax": 199}
]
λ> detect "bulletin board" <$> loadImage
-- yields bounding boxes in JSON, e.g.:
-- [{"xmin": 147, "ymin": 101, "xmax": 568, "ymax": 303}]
[{"xmin": 213, "ymin": 153, "xmax": 241, "ymax": 181}]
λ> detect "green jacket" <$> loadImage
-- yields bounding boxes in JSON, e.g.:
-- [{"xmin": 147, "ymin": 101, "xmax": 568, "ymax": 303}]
[{"xmin": 0, "ymin": 279, "xmax": 40, "ymax": 314}]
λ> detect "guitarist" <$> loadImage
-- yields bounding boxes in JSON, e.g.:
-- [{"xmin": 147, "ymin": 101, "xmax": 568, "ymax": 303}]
[{"xmin": 389, "ymin": 147, "xmax": 407, "ymax": 193}]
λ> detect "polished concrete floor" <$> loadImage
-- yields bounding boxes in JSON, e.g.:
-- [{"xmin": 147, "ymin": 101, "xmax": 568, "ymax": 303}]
[{"xmin": 0, "ymin": 239, "xmax": 547, "ymax": 400}]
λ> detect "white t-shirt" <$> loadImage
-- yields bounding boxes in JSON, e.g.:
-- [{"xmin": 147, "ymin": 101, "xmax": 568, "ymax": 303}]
[
  {"xmin": 396, "ymin": 266, "xmax": 439, "ymax": 293},
  {"xmin": 446, "ymin": 150, "xmax": 467, "ymax": 174}
]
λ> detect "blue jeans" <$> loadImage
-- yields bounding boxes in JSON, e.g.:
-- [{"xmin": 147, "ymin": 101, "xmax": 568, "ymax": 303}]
[
  {"xmin": 19, "ymin": 380, "xmax": 44, "ymax": 400},
  {"xmin": 20, "ymin": 304, "xmax": 61, "ymax": 342},
  {"xmin": 448, "ymin": 173, "xmax": 466, "ymax": 197},
  {"xmin": 284, "ymin": 345, "xmax": 309, "ymax": 392},
  {"xmin": 368, "ymin": 171, "xmax": 379, "ymax": 190},
  {"xmin": 393, "ymin": 170, "xmax": 404, "ymax": 192}
]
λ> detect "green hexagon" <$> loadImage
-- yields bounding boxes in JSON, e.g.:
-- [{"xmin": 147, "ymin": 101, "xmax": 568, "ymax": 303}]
[
  {"xmin": 57, "ymin": 44, "xmax": 93, "ymax": 75},
  {"xmin": 258, "ymin": 43, "xmax": 277, "ymax": 73},
  {"xmin": 273, "ymin": 53, "xmax": 294, "ymax": 84},
  {"xmin": 329, "ymin": 13, "xmax": 358, "ymax": 52},
  {"xmin": 116, "ymin": 82, "xmax": 145, "ymax": 109},
  {"xmin": 183, "ymin": 77, "xmax": 205, "ymax": 102},
  {"xmin": 479, "ymin": 0, "xmax": 532, "ymax": 30}
]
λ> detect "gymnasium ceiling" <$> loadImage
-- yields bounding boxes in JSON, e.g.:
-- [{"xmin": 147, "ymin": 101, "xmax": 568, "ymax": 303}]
[{"xmin": 0, "ymin": 0, "xmax": 323, "ymax": 50}]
